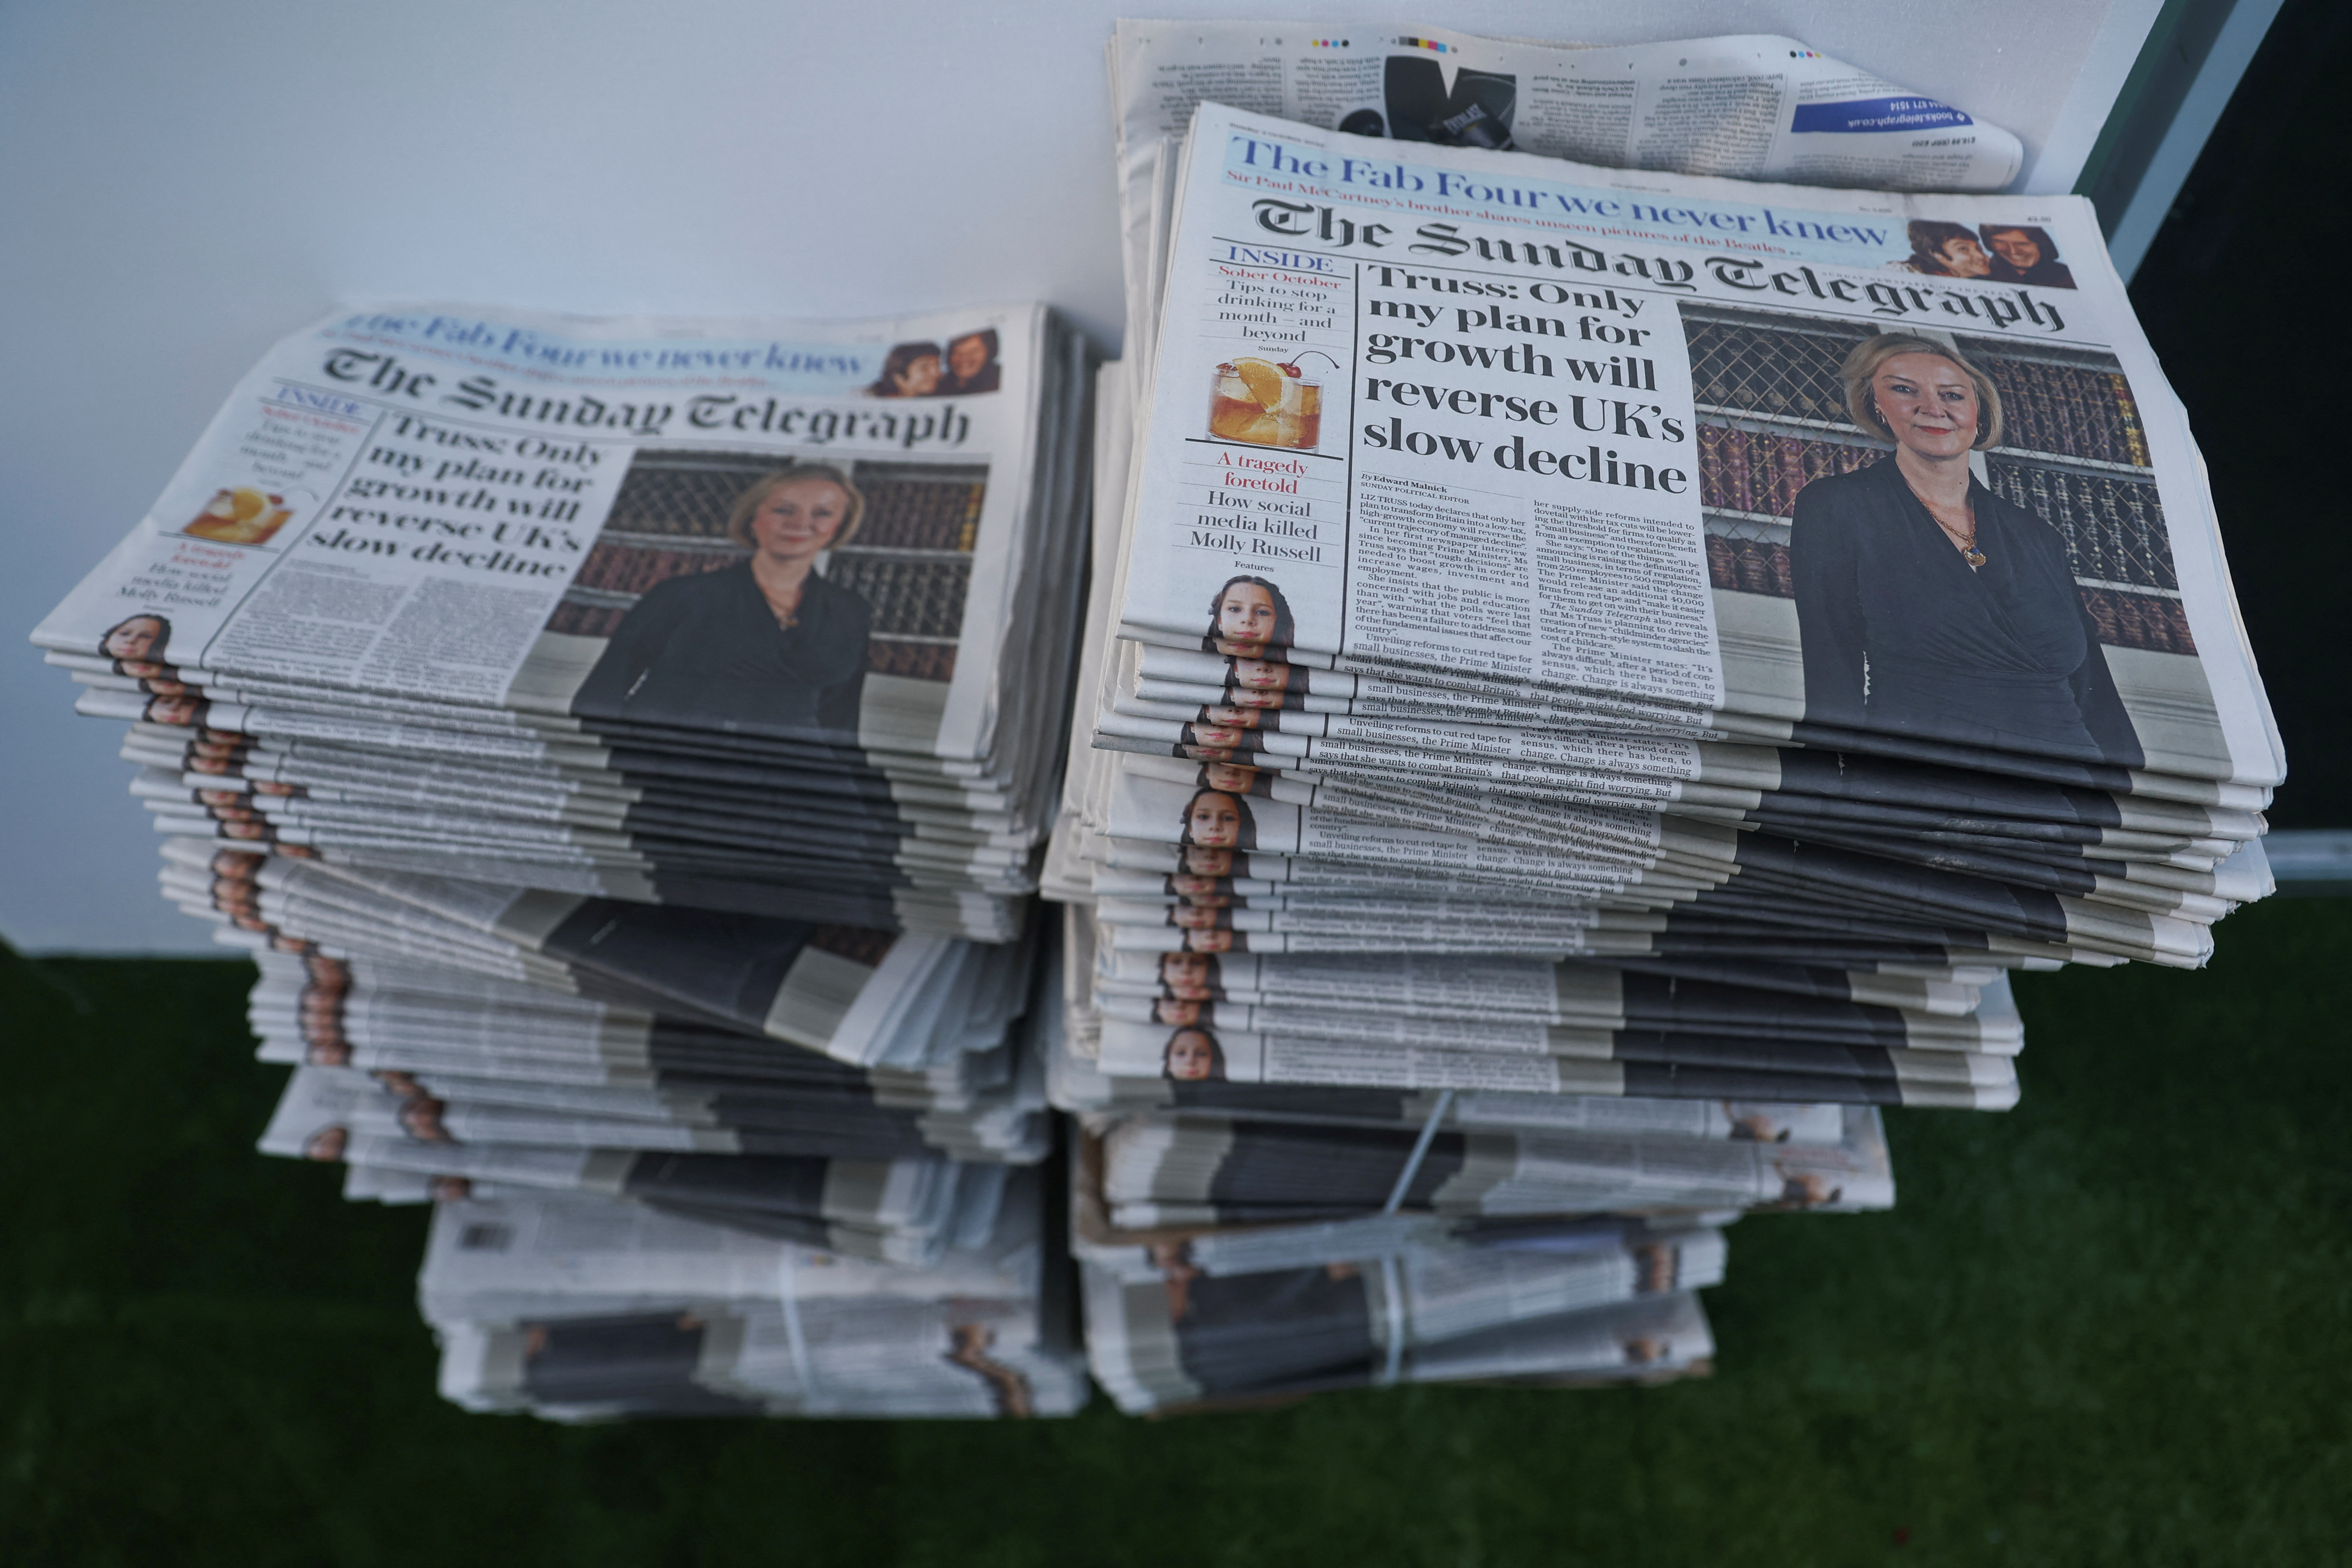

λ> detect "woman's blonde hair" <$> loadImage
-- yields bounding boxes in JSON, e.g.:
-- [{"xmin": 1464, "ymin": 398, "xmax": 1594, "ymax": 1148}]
[
  {"xmin": 726, "ymin": 464, "xmax": 866, "ymax": 550},
  {"xmin": 1840, "ymin": 334, "xmax": 2004, "ymax": 451}
]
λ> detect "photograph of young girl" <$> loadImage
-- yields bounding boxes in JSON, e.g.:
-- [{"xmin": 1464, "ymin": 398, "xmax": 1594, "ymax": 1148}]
[{"xmin": 1200, "ymin": 575, "xmax": 1295, "ymax": 658}]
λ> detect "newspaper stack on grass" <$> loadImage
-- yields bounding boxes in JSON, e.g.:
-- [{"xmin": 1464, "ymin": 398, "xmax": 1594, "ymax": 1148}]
[
  {"xmin": 41, "ymin": 303, "xmax": 1091, "ymax": 939},
  {"xmin": 1043, "ymin": 23, "xmax": 2286, "ymax": 1409},
  {"xmin": 1043, "ymin": 915, "xmax": 1890, "ymax": 1408},
  {"xmin": 421, "ymin": 1179, "xmax": 1085, "ymax": 1419},
  {"xmin": 31, "ymin": 302, "xmax": 1095, "ymax": 1419}
]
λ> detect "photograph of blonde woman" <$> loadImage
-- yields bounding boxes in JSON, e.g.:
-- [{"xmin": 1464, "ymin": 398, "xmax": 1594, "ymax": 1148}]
[
  {"xmin": 573, "ymin": 466, "xmax": 872, "ymax": 737},
  {"xmin": 1790, "ymin": 333, "xmax": 2142, "ymax": 764}
]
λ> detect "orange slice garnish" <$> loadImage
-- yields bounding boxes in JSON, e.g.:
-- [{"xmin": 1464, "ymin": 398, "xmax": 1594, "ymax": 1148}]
[{"xmin": 1232, "ymin": 358, "xmax": 1286, "ymax": 412}]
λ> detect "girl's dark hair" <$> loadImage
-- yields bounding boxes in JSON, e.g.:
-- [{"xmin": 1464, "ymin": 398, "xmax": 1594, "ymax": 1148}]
[
  {"xmin": 1160, "ymin": 1027, "xmax": 1228, "ymax": 1081},
  {"xmin": 1199, "ymin": 574, "xmax": 1298, "ymax": 654},
  {"xmin": 1904, "ymin": 219, "xmax": 1981, "ymax": 275},
  {"xmin": 100, "ymin": 613, "xmax": 171, "ymax": 665},
  {"xmin": 870, "ymin": 341, "xmax": 941, "ymax": 396},
  {"xmin": 1177, "ymin": 786, "xmax": 1257, "ymax": 850}
]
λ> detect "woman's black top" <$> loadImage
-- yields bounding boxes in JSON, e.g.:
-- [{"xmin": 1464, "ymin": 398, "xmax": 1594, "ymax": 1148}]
[
  {"xmin": 1789, "ymin": 456, "xmax": 2142, "ymax": 765},
  {"xmin": 573, "ymin": 561, "xmax": 871, "ymax": 739}
]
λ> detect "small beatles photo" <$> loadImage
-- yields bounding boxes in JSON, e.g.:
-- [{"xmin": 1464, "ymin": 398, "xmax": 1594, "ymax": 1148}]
[{"xmin": 868, "ymin": 328, "xmax": 1001, "ymax": 398}]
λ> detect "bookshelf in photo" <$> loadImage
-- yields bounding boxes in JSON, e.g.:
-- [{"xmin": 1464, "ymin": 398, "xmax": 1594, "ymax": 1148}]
[{"xmin": 1685, "ymin": 305, "xmax": 2191, "ymax": 655}]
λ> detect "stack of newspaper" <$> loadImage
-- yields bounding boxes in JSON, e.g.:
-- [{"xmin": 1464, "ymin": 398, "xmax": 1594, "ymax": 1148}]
[
  {"xmin": 420, "ymin": 1179, "xmax": 1085, "ymax": 1419},
  {"xmin": 47, "ymin": 303, "xmax": 1090, "ymax": 938},
  {"xmin": 34, "ymin": 303, "xmax": 1095, "ymax": 1417},
  {"xmin": 1048, "ymin": 920, "xmax": 1904, "ymax": 1407},
  {"xmin": 1042, "ymin": 22, "xmax": 2284, "ymax": 1409}
]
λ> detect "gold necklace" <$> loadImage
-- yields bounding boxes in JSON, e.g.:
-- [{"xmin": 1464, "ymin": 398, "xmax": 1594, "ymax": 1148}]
[
  {"xmin": 1904, "ymin": 477, "xmax": 1988, "ymax": 568},
  {"xmin": 755, "ymin": 568, "xmax": 804, "ymax": 628}
]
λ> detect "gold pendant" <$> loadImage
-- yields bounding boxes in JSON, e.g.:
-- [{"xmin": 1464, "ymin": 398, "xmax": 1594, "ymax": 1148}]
[{"xmin": 1964, "ymin": 547, "xmax": 1987, "ymax": 568}]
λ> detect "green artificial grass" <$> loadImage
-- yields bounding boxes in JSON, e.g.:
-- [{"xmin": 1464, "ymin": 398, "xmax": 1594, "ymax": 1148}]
[{"xmin": 2, "ymin": 899, "xmax": 2347, "ymax": 1566}]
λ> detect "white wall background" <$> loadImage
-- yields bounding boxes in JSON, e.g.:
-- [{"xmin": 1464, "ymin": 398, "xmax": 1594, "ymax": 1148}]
[{"xmin": 0, "ymin": 0, "xmax": 2156, "ymax": 952}]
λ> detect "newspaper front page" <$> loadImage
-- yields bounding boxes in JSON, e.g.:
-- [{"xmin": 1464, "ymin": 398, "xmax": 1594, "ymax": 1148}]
[
  {"xmin": 37, "ymin": 303, "xmax": 1064, "ymax": 766},
  {"xmin": 1113, "ymin": 104, "xmax": 2281, "ymax": 793}
]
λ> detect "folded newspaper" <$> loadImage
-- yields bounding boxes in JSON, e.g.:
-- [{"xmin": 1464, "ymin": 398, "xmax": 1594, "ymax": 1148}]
[{"xmin": 422, "ymin": 1185, "xmax": 1086, "ymax": 1418}]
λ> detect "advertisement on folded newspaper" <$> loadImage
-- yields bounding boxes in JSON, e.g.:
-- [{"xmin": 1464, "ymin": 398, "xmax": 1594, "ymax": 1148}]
[
  {"xmin": 36, "ymin": 305, "xmax": 1046, "ymax": 761},
  {"xmin": 1116, "ymin": 103, "xmax": 2280, "ymax": 789},
  {"xmin": 1113, "ymin": 23, "xmax": 2025, "ymax": 193}
]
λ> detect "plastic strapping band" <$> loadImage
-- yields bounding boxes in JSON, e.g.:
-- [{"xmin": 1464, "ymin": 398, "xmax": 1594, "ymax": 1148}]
[
  {"xmin": 778, "ymin": 1247, "xmax": 817, "ymax": 1400},
  {"xmin": 1372, "ymin": 1090, "xmax": 1452, "ymax": 1390},
  {"xmin": 1376, "ymin": 1253, "xmax": 1408, "ymax": 1387},
  {"xmin": 1382, "ymin": 1089, "xmax": 1455, "ymax": 1216}
]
